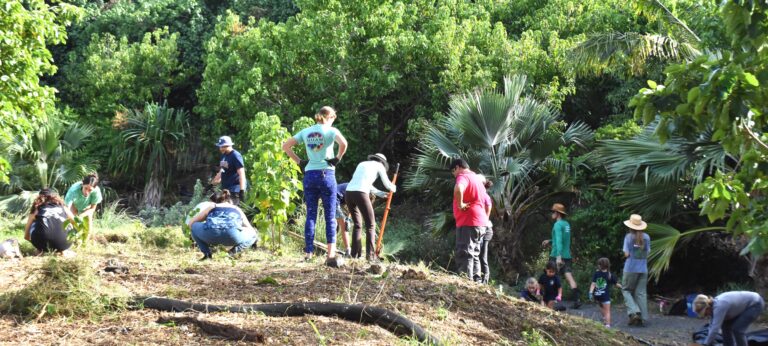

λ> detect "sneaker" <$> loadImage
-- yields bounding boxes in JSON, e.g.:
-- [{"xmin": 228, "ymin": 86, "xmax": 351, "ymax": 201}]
[
  {"xmin": 199, "ymin": 254, "xmax": 212, "ymax": 261},
  {"xmin": 344, "ymin": 249, "xmax": 351, "ymax": 257},
  {"xmin": 628, "ymin": 313, "xmax": 642, "ymax": 326},
  {"xmin": 604, "ymin": 324, "xmax": 610, "ymax": 328}
]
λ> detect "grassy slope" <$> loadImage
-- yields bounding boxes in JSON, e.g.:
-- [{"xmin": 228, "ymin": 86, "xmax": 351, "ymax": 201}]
[{"xmin": 0, "ymin": 217, "xmax": 639, "ymax": 345}]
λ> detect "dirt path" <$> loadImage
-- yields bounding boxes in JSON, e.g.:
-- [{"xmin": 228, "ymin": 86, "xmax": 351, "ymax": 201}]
[{"xmin": 563, "ymin": 301, "xmax": 715, "ymax": 345}]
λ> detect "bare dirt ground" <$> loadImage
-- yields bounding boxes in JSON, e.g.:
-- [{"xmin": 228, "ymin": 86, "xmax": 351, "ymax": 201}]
[{"xmin": 0, "ymin": 236, "xmax": 644, "ymax": 346}]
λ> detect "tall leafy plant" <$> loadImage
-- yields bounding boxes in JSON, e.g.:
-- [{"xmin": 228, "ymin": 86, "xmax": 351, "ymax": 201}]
[
  {"xmin": 244, "ymin": 113, "xmax": 302, "ymax": 251},
  {"xmin": 110, "ymin": 101, "xmax": 190, "ymax": 208},
  {"xmin": 405, "ymin": 75, "xmax": 593, "ymax": 277}
]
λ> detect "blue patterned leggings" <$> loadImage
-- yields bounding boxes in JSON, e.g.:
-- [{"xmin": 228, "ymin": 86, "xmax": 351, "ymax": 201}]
[{"xmin": 303, "ymin": 169, "xmax": 337, "ymax": 253}]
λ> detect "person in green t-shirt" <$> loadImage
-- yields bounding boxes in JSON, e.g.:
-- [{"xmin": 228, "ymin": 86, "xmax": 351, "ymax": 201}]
[
  {"xmin": 64, "ymin": 173, "xmax": 103, "ymax": 234},
  {"xmin": 541, "ymin": 203, "xmax": 582, "ymax": 309}
]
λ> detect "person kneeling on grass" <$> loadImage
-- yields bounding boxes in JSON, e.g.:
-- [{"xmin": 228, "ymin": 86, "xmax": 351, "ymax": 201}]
[
  {"xmin": 589, "ymin": 257, "xmax": 622, "ymax": 328},
  {"xmin": 520, "ymin": 277, "xmax": 543, "ymax": 305},
  {"xmin": 539, "ymin": 261, "xmax": 563, "ymax": 310},
  {"xmin": 64, "ymin": 173, "xmax": 102, "ymax": 238},
  {"xmin": 186, "ymin": 190, "xmax": 257, "ymax": 260},
  {"xmin": 24, "ymin": 189, "xmax": 76, "ymax": 258}
]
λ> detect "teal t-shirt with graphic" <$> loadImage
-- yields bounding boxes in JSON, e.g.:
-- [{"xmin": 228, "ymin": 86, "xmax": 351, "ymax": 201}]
[
  {"xmin": 64, "ymin": 182, "xmax": 103, "ymax": 213},
  {"xmin": 550, "ymin": 219, "xmax": 572, "ymax": 259},
  {"xmin": 293, "ymin": 124, "xmax": 338, "ymax": 171}
]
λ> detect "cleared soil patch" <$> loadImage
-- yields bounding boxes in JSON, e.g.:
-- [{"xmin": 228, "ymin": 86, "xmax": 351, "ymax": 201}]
[{"xmin": 0, "ymin": 240, "xmax": 641, "ymax": 345}]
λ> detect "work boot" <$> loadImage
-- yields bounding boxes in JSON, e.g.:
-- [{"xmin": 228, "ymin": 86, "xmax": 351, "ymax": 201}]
[
  {"xmin": 570, "ymin": 288, "xmax": 582, "ymax": 309},
  {"xmin": 628, "ymin": 313, "xmax": 642, "ymax": 326}
]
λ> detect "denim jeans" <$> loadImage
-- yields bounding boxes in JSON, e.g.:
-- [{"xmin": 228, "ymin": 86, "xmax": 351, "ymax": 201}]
[
  {"xmin": 722, "ymin": 300, "xmax": 765, "ymax": 346},
  {"xmin": 475, "ymin": 227, "xmax": 493, "ymax": 283},
  {"xmin": 303, "ymin": 169, "xmax": 337, "ymax": 253},
  {"xmin": 191, "ymin": 222, "xmax": 256, "ymax": 257},
  {"xmin": 622, "ymin": 272, "xmax": 648, "ymax": 320}
]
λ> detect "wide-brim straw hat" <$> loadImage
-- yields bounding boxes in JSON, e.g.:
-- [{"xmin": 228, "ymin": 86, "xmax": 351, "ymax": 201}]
[
  {"xmin": 367, "ymin": 153, "xmax": 389, "ymax": 171},
  {"xmin": 551, "ymin": 203, "xmax": 567, "ymax": 215},
  {"xmin": 623, "ymin": 214, "xmax": 648, "ymax": 230}
]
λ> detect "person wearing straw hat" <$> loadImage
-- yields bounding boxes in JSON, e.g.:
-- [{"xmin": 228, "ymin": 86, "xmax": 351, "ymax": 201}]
[
  {"xmin": 345, "ymin": 153, "xmax": 396, "ymax": 261},
  {"xmin": 621, "ymin": 214, "xmax": 651, "ymax": 326},
  {"xmin": 691, "ymin": 291, "xmax": 765, "ymax": 346},
  {"xmin": 542, "ymin": 203, "xmax": 581, "ymax": 308},
  {"xmin": 212, "ymin": 135, "xmax": 247, "ymax": 205}
]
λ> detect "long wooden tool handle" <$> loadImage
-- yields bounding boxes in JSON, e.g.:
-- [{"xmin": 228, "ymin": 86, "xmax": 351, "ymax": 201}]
[{"xmin": 375, "ymin": 163, "xmax": 400, "ymax": 256}]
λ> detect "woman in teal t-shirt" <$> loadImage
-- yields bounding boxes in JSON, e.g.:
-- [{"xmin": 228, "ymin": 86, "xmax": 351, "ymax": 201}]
[
  {"xmin": 64, "ymin": 173, "xmax": 102, "ymax": 234},
  {"xmin": 282, "ymin": 106, "xmax": 348, "ymax": 264}
]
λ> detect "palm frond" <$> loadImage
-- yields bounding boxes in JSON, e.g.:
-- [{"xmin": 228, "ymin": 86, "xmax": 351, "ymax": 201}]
[
  {"xmin": 646, "ymin": 223, "xmax": 726, "ymax": 282},
  {"xmin": 634, "ymin": 0, "xmax": 701, "ymax": 43},
  {"xmin": 572, "ymin": 32, "xmax": 701, "ymax": 75}
]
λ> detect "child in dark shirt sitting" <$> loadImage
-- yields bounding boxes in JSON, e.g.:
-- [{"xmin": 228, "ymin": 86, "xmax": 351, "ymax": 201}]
[
  {"xmin": 520, "ymin": 277, "xmax": 543, "ymax": 305},
  {"xmin": 589, "ymin": 257, "xmax": 622, "ymax": 328},
  {"xmin": 538, "ymin": 261, "xmax": 562, "ymax": 309}
]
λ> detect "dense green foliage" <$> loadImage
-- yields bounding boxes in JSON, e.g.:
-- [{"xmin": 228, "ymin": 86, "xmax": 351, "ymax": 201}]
[
  {"xmin": 109, "ymin": 102, "xmax": 191, "ymax": 207},
  {"xmin": 631, "ymin": 1, "xmax": 768, "ymax": 256},
  {"xmin": 0, "ymin": 0, "xmax": 83, "ymax": 183},
  {"xmin": 244, "ymin": 113, "xmax": 302, "ymax": 249},
  {"xmin": 1, "ymin": 0, "xmax": 762, "ymax": 291},
  {"xmin": 406, "ymin": 75, "xmax": 593, "ymax": 279}
]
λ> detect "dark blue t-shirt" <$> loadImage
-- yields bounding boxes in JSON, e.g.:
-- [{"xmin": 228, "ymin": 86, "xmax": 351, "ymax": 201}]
[
  {"xmin": 591, "ymin": 270, "xmax": 617, "ymax": 302},
  {"xmin": 336, "ymin": 183, "xmax": 348, "ymax": 205},
  {"xmin": 219, "ymin": 150, "xmax": 244, "ymax": 192},
  {"xmin": 538, "ymin": 274, "xmax": 561, "ymax": 302},
  {"xmin": 520, "ymin": 289, "xmax": 542, "ymax": 303}
]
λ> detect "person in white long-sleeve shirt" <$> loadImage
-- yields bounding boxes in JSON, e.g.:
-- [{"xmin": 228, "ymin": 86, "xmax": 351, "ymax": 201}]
[
  {"xmin": 345, "ymin": 153, "xmax": 396, "ymax": 260},
  {"xmin": 692, "ymin": 291, "xmax": 765, "ymax": 346}
]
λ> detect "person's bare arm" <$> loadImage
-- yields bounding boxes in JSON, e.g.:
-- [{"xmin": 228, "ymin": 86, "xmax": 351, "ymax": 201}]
[
  {"xmin": 334, "ymin": 131, "xmax": 347, "ymax": 160},
  {"xmin": 282, "ymin": 137, "xmax": 301, "ymax": 164},
  {"xmin": 212, "ymin": 171, "xmax": 222, "ymax": 185},
  {"xmin": 237, "ymin": 167, "xmax": 246, "ymax": 191},
  {"xmin": 454, "ymin": 182, "xmax": 467, "ymax": 210},
  {"xmin": 23, "ymin": 212, "xmax": 36, "ymax": 241},
  {"xmin": 187, "ymin": 205, "xmax": 214, "ymax": 228}
]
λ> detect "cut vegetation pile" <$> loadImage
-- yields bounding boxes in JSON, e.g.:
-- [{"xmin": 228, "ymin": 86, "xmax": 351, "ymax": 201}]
[{"xmin": 0, "ymin": 257, "xmax": 127, "ymax": 321}]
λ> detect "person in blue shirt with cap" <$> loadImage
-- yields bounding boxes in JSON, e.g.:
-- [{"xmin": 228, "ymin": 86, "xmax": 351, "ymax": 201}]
[{"xmin": 212, "ymin": 136, "xmax": 247, "ymax": 205}]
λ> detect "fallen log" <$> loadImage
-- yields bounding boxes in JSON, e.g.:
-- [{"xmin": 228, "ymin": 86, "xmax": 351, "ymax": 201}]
[
  {"xmin": 157, "ymin": 315, "xmax": 265, "ymax": 342},
  {"xmin": 140, "ymin": 297, "xmax": 441, "ymax": 345}
]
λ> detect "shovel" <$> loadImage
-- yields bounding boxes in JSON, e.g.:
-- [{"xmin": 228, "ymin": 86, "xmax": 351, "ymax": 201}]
[{"xmin": 375, "ymin": 163, "xmax": 400, "ymax": 257}]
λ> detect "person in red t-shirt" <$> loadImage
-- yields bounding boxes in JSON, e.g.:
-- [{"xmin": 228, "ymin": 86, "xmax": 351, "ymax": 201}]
[{"xmin": 450, "ymin": 158, "xmax": 489, "ymax": 280}]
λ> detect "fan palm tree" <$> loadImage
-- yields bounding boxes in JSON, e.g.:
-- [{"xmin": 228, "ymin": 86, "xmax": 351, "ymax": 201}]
[
  {"xmin": 597, "ymin": 122, "xmax": 732, "ymax": 221},
  {"xmin": 405, "ymin": 75, "xmax": 593, "ymax": 277},
  {"xmin": 597, "ymin": 121, "xmax": 735, "ymax": 280},
  {"xmin": 110, "ymin": 101, "xmax": 190, "ymax": 208},
  {"xmin": 0, "ymin": 119, "xmax": 96, "ymax": 214},
  {"xmin": 571, "ymin": 0, "xmax": 703, "ymax": 75}
]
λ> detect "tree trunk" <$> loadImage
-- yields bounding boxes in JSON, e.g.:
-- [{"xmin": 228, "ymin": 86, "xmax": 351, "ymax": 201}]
[{"xmin": 143, "ymin": 170, "xmax": 163, "ymax": 208}]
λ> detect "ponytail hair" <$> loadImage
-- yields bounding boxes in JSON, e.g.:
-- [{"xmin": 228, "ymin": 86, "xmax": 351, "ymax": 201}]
[
  {"xmin": 30, "ymin": 189, "xmax": 65, "ymax": 214},
  {"xmin": 82, "ymin": 173, "xmax": 99, "ymax": 187},
  {"xmin": 213, "ymin": 190, "xmax": 232, "ymax": 204},
  {"xmin": 631, "ymin": 229, "xmax": 646, "ymax": 248},
  {"xmin": 314, "ymin": 106, "xmax": 336, "ymax": 123},
  {"xmin": 692, "ymin": 294, "xmax": 713, "ymax": 318}
]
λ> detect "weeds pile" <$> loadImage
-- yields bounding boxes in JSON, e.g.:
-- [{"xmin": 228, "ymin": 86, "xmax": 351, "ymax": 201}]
[{"xmin": 0, "ymin": 257, "xmax": 127, "ymax": 320}]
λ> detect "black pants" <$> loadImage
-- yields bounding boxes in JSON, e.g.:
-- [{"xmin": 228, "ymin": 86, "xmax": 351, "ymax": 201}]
[
  {"xmin": 30, "ymin": 222, "xmax": 70, "ymax": 252},
  {"xmin": 456, "ymin": 226, "xmax": 484, "ymax": 279},
  {"xmin": 475, "ymin": 227, "xmax": 493, "ymax": 283},
  {"xmin": 345, "ymin": 191, "xmax": 376, "ymax": 260}
]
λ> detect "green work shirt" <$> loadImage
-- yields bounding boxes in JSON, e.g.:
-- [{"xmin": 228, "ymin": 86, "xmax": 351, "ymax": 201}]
[
  {"xmin": 550, "ymin": 219, "xmax": 572, "ymax": 259},
  {"xmin": 64, "ymin": 182, "xmax": 103, "ymax": 213}
]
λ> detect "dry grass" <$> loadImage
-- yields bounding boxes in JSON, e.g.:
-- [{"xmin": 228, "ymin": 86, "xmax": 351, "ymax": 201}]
[{"xmin": 0, "ymin": 222, "xmax": 641, "ymax": 345}]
